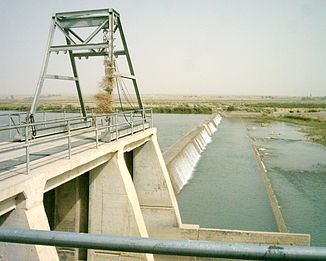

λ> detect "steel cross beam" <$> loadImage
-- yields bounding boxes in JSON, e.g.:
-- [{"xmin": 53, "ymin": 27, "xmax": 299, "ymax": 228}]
[{"xmin": 28, "ymin": 8, "xmax": 144, "ymax": 122}]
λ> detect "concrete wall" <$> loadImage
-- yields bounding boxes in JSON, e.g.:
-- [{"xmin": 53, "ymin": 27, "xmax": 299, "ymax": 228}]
[
  {"xmin": 0, "ymin": 129, "xmax": 153, "ymax": 261},
  {"xmin": 133, "ymin": 137, "xmax": 182, "ymax": 232},
  {"xmin": 88, "ymin": 151, "xmax": 154, "ymax": 261},
  {"xmin": 249, "ymin": 137, "xmax": 288, "ymax": 233},
  {"xmin": 0, "ymin": 180, "xmax": 59, "ymax": 261},
  {"xmin": 54, "ymin": 174, "xmax": 89, "ymax": 260}
]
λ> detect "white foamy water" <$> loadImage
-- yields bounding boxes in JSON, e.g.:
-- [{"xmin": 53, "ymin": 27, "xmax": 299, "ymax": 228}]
[
  {"xmin": 201, "ymin": 129, "xmax": 212, "ymax": 144},
  {"xmin": 208, "ymin": 122, "xmax": 217, "ymax": 133},
  {"xmin": 166, "ymin": 114, "xmax": 222, "ymax": 193},
  {"xmin": 214, "ymin": 115, "xmax": 222, "ymax": 125}
]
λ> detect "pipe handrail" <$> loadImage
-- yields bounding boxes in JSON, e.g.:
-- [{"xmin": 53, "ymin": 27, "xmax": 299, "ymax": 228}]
[
  {"xmin": 0, "ymin": 109, "xmax": 153, "ymax": 174},
  {"xmin": 0, "ymin": 115, "xmax": 150, "ymax": 154},
  {"xmin": 0, "ymin": 109, "xmax": 151, "ymax": 132},
  {"xmin": 0, "ymin": 228, "xmax": 324, "ymax": 260}
]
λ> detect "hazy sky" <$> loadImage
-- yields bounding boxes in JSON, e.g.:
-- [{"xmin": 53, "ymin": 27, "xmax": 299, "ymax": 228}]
[{"xmin": 0, "ymin": 0, "xmax": 325, "ymax": 96}]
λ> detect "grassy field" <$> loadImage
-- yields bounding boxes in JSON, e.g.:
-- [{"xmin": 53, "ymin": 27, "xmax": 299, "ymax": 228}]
[{"xmin": 1, "ymin": 94, "xmax": 325, "ymax": 145}]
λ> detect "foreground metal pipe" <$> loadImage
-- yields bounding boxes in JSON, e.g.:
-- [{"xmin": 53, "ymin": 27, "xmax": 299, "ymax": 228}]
[{"xmin": 0, "ymin": 228, "xmax": 325, "ymax": 260}]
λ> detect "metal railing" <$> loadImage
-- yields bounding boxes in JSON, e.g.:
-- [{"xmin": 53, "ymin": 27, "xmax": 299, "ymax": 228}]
[
  {"xmin": 0, "ymin": 109, "xmax": 88, "ymax": 140},
  {"xmin": 0, "ymin": 109, "xmax": 153, "ymax": 174},
  {"xmin": 0, "ymin": 228, "xmax": 325, "ymax": 260}
]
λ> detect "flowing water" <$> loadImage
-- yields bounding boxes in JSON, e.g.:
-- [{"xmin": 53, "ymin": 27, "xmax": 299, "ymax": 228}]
[
  {"xmin": 1, "ymin": 111, "xmax": 325, "ymax": 246},
  {"xmin": 177, "ymin": 118, "xmax": 278, "ymax": 232},
  {"xmin": 165, "ymin": 115, "xmax": 222, "ymax": 193},
  {"xmin": 177, "ymin": 117, "xmax": 325, "ymax": 246},
  {"xmin": 153, "ymin": 113, "xmax": 211, "ymax": 151},
  {"xmin": 247, "ymin": 121, "xmax": 326, "ymax": 247}
]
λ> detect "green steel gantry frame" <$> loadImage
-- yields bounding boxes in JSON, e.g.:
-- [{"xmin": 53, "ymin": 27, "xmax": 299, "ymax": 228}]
[{"xmin": 28, "ymin": 8, "xmax": 144, "ymax": 121}]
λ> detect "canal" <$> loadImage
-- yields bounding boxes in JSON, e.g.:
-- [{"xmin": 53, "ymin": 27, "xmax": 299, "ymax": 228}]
[
  {"xmin": 176, "ymin": 118, "xmax": 278, "ymax": 232},
  {"xmin": 173, "ymin": 117, "xmax": 325, "ymax": 247}
]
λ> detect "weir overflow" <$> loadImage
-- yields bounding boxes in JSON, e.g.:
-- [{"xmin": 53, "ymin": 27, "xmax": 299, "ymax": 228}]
[{"xmin": 164, "ymin": 114, "xmax": 222, "ymax": 194}]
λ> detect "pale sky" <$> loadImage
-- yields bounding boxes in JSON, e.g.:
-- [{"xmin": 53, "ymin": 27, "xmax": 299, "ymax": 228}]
[{"xmin": 0, "ymin": 0, "xmax": 325, "ymax": 96}]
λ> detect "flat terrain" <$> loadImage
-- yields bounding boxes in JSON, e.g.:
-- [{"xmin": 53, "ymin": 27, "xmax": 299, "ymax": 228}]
[
  {"xmin": 1, "ymin": 94, "xmax": 325, "ymax": 113},
  {"xmin": 1, "ymin": 94, "xmax": 325, "ymax": 145}
]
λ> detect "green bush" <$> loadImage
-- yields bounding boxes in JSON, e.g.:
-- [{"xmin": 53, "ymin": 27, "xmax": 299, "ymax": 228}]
[
  {"xmin": 283, "ymin": 115, "xmax": 318, "ymax": 122},
  {"xmin": 152, "ymin": 105, "xmax": 212, "ymax": 114}
]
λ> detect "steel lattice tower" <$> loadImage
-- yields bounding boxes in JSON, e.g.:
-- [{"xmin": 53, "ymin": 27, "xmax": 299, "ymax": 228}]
[{"xmin": 29, "ymin": 8, "xmax": 144, "ymax": 122}]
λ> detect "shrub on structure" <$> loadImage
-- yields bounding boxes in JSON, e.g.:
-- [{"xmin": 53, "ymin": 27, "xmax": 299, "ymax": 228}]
[{"xmin": 95, "ymin": 60, "xmax": 114, "ymax": 113}]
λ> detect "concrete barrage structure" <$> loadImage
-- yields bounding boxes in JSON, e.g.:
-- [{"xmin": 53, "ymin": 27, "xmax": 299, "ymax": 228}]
[
  {"xmin": 0, "ymin": 114, "xmax": 310, "ymax": 261},
  {"xmin": 163, "ymin": 114, "xmax": 222, "ymax": 194}
]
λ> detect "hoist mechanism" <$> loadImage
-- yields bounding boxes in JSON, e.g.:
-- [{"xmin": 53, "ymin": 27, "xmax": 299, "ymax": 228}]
[{"xmin": 28, "ymin": 8, "xmax": 144, "ymax": 124}]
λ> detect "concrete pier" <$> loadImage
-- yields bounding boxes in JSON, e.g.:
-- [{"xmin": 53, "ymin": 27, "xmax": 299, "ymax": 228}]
[{"xmin": 0, "ymin": 116, "xmax": 310, "ymax": 260}]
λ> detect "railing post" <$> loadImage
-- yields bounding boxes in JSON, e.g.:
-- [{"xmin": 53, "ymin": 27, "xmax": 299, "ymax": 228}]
[
  {"xmin": 115, "ymin": 114, "xmax": 118, "ymax": 140},
  {"xmin": 130, "ymin": 112, "xmax": 133, "ymax": 135},
  {"xmin": 43, "ymin": 111, "xmax": 47, "ymax": 128},
  {"xmin": 64, "ymin": 109, "xmax": 66, "ymax": 120},
  {"xmin": 95, "ymin": 116, "xmax": 99, "ymax": 149},
  {"xmin": 142, "ymin": 110, "xmax": 145, "ymax": 131},
  {"xmin": 150, "ymin": 109, "xmax": 153, "ymax": 128},
  {"xmin": 19, "ymin": 114, "xmax": 23, "ymax": 140},
  {"xmin": 25, "ymin": 126, "xmax": 30, "ymax": 174},
  {"xmin": 67, "ymin": 121, "xmax": 71, "ymax": 159},
  {"xmin": 8, "ymin": 113, "xmax": 12, "ymax": 140},
  {"xmin": 108, "ymin": 116, "xmax": 112, "ymax": 142}
]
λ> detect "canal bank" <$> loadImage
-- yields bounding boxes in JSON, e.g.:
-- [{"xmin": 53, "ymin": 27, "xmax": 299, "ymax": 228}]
[{"xmin": 248, "ymin": 134, "xmax": 288, "ymax": 233}]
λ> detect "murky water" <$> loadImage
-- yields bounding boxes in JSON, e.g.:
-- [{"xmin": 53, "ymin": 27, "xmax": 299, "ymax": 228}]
[
  {"xmin": 177, "ymin": 117, "xmax": 325, "ymax": 246},
  {"xmin": 153, "ymin": 113, "xmax": 210, "ymax": 151},
  {"xmin": 177, "ymin": 118, "xmax": 278, "ymax": 232},
  {"xmin": 247, "ymin": 121, "xmax": 326, "ymax": 247}
]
